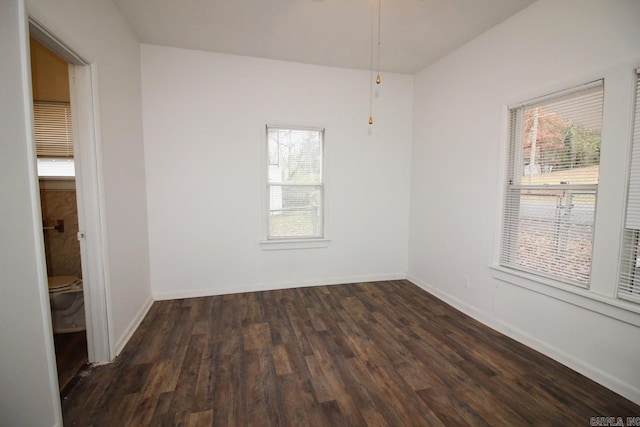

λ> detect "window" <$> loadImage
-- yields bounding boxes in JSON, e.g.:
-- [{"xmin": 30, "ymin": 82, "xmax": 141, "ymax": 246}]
[
  {"xmin": 33, "ymin": 101, "xmax": 75, "ymax": 177},
  {"xmin": 501, "ymin": 81, "xmax": 604, "ymax": 287},
  {"xmin": 36, "ymin": 158, "xmax": 75, "ymax": 177},
  {"xmin": 266, "ymin": 125, "xmax": 324, "ymax": 240},
  {"xmin": 619, "ymin": 70, "xmax": 640, "ymax": 303}
]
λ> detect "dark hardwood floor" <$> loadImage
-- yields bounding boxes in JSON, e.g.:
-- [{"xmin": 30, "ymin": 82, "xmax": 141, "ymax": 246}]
[
  {"xmin": 53, "ymin": 330, "xmax": 87, "ymax": 392},
  {"xmin": 62, "ymin": 280, "xmax": 640, "ymax": 426}
]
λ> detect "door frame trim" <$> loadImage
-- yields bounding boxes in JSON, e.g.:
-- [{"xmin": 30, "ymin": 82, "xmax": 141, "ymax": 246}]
[{"xmin": 29, "ymin": 17, "xmax": 113, "ymax": 363}]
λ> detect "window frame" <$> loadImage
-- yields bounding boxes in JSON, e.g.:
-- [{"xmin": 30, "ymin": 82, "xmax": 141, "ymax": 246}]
[
  {"xmin": 260, "ymin": 124, "xmax": 330, "ymax": 251},
  {"xmin": 490, "ymin": 66, "xmax": 640, "ymax": 325},
  {"xmin": 499, "ymin": 80, "xmax": 604, "ymax": 288},
  {"xmin": 619, "ymin": 69, "xmax": 640, "ymax": 303}
]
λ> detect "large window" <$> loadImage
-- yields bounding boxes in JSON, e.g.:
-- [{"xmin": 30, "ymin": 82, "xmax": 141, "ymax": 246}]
[
  {"xmin": 619, "ymin": 70, "xmax": 640, "ymax": 303},
  {"xmin": 266, "ymin": 125, "xmax": 324, "ymax": 240},
  {"xmin": 501, "ymin": 81, "xmax": 604, "ymax": 287}
]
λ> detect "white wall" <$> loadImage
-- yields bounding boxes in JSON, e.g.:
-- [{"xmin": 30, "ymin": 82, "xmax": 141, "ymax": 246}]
[
  {"xmin": 26, "ymin": 0, "xmax": 152, "ymax": 353},
  {"xmin": 409, "ymin": 0, "xmax": 640, "ymax": 403},
  {"xmin": 0, "ymin": 1, "xmax": 62, "ymax": 424},
  {"xmin": 141, "ymin": 45, "xmax": 413, "ymax": 298}
]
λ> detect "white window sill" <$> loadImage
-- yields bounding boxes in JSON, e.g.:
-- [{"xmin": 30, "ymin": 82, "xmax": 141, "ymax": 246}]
[
  {"xmin": 489, "ymin": 265, "xmax": 640, "ymax": 327},
  {"xmin": 260, "ymin": 238, "xmax": 331, "ymax": 251}
]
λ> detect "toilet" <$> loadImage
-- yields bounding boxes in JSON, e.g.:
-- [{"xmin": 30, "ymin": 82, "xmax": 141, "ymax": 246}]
[{"xmin": 48, "ymin": 276, "xmax": 86, "ymax": 334}]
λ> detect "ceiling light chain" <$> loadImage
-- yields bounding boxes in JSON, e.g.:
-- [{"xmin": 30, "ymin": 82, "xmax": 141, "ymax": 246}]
[
  {"xmin": 369, "ymin": 0, "xmax": 382, "ymax": 125},
  {"xmin": 376, "ymin": 0, "xmax": 381, "ymax": 85}
]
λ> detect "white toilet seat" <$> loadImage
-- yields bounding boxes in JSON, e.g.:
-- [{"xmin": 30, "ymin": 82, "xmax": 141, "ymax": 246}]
[{"xmin": 48, "ymin": 276, "xmax": 82, "ymax": 294}]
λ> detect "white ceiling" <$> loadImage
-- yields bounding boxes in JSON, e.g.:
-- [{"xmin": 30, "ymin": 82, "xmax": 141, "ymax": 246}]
[{"xmin": 112, "ymin": 0, "xmax": 535, "ymax": 74}]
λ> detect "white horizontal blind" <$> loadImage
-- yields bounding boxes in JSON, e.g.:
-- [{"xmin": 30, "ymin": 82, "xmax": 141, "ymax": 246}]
[
  {"xmin": 618, "ymin": 70, "xmax": 640, "ymax": 302},
  {"xmin": 501, "ymin": 81, "xmax": 604, "ymax": 286},
  {"xmin": 267, "ymin": 126, "xmax": 324, "ymax": 239},
  {"xmin": 33, "ymin": 101, "xmax": 73, "ymax": 157},
  {"xmin": 625, "ymin": 72, "xmax": 640, "ymax": 229}
]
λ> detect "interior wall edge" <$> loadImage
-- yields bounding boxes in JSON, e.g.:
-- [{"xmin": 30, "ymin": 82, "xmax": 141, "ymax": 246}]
[
  {"xmin": 0, "ymin": 0, "xmax": 62, "ymax": 425},
  {"xmin": 113, "ymin": 295, "xmax": 153, "ymax": 356}
]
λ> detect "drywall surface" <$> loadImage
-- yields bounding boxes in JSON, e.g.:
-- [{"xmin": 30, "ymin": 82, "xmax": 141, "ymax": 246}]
[
  {"xmin": 409, "ymin": 0, "xmax": 640, "ymax": 402},
  {"xmin": 141, "ymin": 44, "xmax": 413, "ymax": 298},
  {"xmin": 0, "ymin": 0, "xmax": 61, "ymax": 424}
]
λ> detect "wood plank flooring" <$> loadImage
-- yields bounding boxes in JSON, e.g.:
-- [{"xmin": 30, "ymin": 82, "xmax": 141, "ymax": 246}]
[
  {"xmin": 53, "ymin": 330, "xmax": 87, "ymax": 392},
  {"xmin": 62, "ymin": 280, "xmax": 640, "ymax": 426}
]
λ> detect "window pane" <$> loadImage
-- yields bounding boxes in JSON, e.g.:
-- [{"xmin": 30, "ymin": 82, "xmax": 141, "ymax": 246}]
[
  {"xmin": 502, "ymin": 82, "xmax": 603, "ymax": 286},
  {"xmin": 268, "ymin": 185, "xmax": 322, "ymax": 238},
  {"xmin": 619, "ymin": 71, "xmax": 640, "ymax": 302},
  {"xmin": 503, "ymin": 188, "xmax": 596, "ymax": 285},
  {"xmin": 517, "ymin": 86, "xmax": 603, "ymax": 186},
  {"xmin": 37, "ymin": 157, "xmax": 75, "ymax": 177},
  {"xmin": 267, "ymin": 128, "xmax": 322, "ymax": 184}
]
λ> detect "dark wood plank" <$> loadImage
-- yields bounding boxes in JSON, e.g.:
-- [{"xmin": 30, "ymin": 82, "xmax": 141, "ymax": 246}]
[
  {"xmin": 187, "ymin": 409, "xmax": 214, "ymax": 427},
  {"xmin": 61, "ymin": 280, "xmax": 640, "ymax": 426}
]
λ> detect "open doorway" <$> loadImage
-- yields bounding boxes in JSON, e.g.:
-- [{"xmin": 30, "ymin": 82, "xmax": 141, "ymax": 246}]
[
  {"xmin": 29, "ymin": 17, "xmax": 112, "ymax": 372},
  {"xmin": 30, "ymin": 36, "xmax": 88, "ymax": 392}
]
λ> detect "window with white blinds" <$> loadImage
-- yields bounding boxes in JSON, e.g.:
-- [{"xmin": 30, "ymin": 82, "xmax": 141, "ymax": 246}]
[
  {"xmin": 619, "ymin": 70, "xmax": 640, "ymax": 303},
  {"xmin": 33, "ymin": 101, "xmax": 73, "ymax": 158},
  {"xmin": 266, "ymin": 125, "xmax": 324, "ymax": 240},
  {"xmin": 501, "ymin": 81, "xmax": 604, "ymax": 287}
]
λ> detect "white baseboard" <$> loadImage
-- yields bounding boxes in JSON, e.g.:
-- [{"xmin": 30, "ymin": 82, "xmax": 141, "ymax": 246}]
[
  {"xmin": 152, "ymin": 272, "xmax": 407, "ymax": 301},
  {"xmin": 406, "ymin": 274, "xmax": 640, "ymax": 406},
  {"xmin": 113, "ymin": 295, "xmax": 153, "ymax": 356}
]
